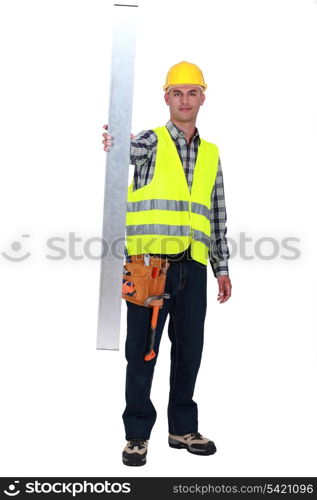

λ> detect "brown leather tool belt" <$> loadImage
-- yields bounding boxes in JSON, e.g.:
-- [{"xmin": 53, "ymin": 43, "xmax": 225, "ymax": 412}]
[{"xmin": 122, "ymin": 254, "xmax": 170, "ymax": 308}]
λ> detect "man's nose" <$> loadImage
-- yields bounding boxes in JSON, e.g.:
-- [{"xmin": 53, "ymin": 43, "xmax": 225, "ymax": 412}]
[{"xmin": 181, "ymin": 94, "xmax": 189, "ymax": 105}]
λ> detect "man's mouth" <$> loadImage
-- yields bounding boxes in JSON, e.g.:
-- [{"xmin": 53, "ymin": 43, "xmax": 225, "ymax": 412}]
[{"xmin": 179, "ymin": 107, "xmax": 192, "ymax": 111}]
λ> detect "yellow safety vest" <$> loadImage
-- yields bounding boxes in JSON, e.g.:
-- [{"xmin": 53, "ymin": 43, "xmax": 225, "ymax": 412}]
[{"xmin": 125, "ymin": 126, "xmax": 219, "ymax": 265}]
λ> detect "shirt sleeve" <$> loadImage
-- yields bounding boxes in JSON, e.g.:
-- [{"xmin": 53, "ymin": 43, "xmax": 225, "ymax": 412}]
[
  {"xmin": 130, "ymin": 130, "xmax": 158, "ymax": 191},
  {"xmin": 209, "ymin": 157, "xmax": 230, "ymax": 278}
]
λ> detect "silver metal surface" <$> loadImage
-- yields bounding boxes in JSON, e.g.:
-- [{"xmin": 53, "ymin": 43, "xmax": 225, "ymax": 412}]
[{"xmin": 97, "ymin": 3, "xmax": 138, "ymax": 350}]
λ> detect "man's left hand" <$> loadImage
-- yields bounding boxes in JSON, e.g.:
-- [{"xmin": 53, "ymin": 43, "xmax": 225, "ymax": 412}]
[{"xmin": 217, "ymin": 275, "xmax": 232, "ymax": 304}]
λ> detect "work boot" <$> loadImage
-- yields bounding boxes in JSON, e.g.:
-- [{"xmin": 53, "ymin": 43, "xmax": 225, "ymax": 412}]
[
  {"xmin": 168, "ymin": 432, "xmax": 216, "ymax": 456},
  {"xmin": 122, "ymin": 439, "xmax": 148, "ymax": 466}
]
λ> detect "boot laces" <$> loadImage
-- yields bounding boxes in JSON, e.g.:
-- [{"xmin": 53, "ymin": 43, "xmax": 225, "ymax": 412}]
[
  {"xmin": 128, "ymin": 439, "xmax": 146, "ymax": 450},
  {"xmin": 189, "ymin": 432, "xmax": 203, "ymax": 440}
]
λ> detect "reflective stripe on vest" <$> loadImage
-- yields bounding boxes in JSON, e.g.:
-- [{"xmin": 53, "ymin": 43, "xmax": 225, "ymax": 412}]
[
  {"xmin": 126, "ymin": 224, "xmax": 211, "ymax": 246},
  {"xmin": 126, "ymin": 199, "xmax": 189, "ymax": 212},
  {"xmin": 127, "ymin": 198, "xmax": 210, "ymax": 221},
  {"xmin": 126, "ymin": 223, "xmax": 191, "ymax": 237},
  {"xmin": 125, "ymin": 126, "xmax": 219, "ymax": 265},
  {"xmin": 191, "ymin": 202, "xmax": 211, "ymax": 220}
]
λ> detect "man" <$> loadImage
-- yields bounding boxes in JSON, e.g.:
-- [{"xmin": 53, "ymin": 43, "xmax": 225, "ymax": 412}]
[{"xmin": 102, "ymin": 61, "xmax": 232, "ymax": 466}]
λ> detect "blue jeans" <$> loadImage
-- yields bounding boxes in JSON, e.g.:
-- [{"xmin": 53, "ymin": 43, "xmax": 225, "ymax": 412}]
[{"xmin": 122, "ymin": 258, "xmax": 207, "ymax": 440}]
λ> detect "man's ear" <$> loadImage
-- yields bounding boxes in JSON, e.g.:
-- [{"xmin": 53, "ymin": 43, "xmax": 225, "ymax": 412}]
[
  {"xmin": 201, "ymin": 93, "xmax": 206, "ymax": 106},
  {"xmin": 164, "ymin": 92, "xmax": 170, "ymax": 105}
]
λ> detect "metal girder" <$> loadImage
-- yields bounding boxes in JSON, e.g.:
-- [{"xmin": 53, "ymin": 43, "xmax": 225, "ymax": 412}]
[{"xmin": 97, "ymin": 3, "xmax": 138, "ymax": 350}]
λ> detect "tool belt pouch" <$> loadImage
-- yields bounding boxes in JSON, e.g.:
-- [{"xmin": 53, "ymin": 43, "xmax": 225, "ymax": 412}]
[{"xmin": 122, "ymin": 255, "xmax": 170, "ymax": 308}]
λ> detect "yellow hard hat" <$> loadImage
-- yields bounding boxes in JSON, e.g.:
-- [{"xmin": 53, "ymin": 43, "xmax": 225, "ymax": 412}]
[{"xmin": 163, "ymin": 61, "xmax": 207, "ymax": 91}]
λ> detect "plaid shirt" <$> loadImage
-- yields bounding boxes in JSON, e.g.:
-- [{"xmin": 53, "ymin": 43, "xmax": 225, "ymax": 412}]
[{"xmin": 129, "ymin": 120, "xmax": 229, "ymax": 277}]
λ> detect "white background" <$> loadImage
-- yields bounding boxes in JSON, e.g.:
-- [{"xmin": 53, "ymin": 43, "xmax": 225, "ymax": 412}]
[{"xmin": 0, "ymin": 0, "xmax": 316, "ymax": 477}]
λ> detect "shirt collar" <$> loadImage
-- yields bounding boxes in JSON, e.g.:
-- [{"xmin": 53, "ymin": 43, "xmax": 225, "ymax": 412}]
[{"xmin": 166, "ymin": 119, "xmax": 201, "ymax": 144}]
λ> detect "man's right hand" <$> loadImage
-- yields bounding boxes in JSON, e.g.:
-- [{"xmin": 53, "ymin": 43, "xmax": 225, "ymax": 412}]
[
  {"xmin": 102, "ymin": 124, "xmax": 112, "ymax": 151},
  {"xmin": 102, "ymin": 124, "xmax": 135, "ymax": 152}
]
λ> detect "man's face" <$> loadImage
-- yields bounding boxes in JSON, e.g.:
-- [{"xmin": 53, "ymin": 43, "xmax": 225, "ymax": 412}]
[{"xmin": 164, "ymin": 85, "xmax": 205, "ymax": 124}]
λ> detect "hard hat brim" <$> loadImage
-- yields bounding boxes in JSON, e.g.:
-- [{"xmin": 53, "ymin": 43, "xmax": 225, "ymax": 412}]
[{"xmin": 163, "ymin": 84, "xmax": 207, "ymax": 92}]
